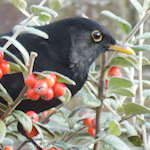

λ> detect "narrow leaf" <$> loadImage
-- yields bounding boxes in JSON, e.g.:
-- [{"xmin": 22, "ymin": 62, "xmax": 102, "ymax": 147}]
[
  {"xmin": 136, "ymin": 32, "xmax": 150, "ymax": 40},
  {"xmin": 118, "ymin": 103, "xmax": 150, "ymax": 115},
  {"xmin": 0, "ymin": 92, "xmax": 13, "ymax": 106},
  {"xmin": 128, "ymin": 136, "xmax": 142, "ymax": 147},
  {"xmin": 143, "ymin": 90, "xmax": 150, "ymax": 98},
  {"xmin": 81, "ymin": 93, "xmax": 101, "ymax": 108},
  {"xmin": 30, "ymin": 5, "xmax": 58, "ymax": 17},
  {"xmin": 109, "ymin": 120, "xmax": 121, "ymax": 136},
  {"xmin": 102, "ymin": 135, "xmax": 130, "ymax": 150},
  {"xmin": 43, "ymin": 71, "xmax": 76, "ymax": 85},
  {"xmin": 58, "ymin": 88, "xmax": 71, "ymax": 103},
  {"xmin": 11, "ymin": 0, "xmax": 27, "ymax": 10},
  {"xmin": 108, "ymin": 77, "xmax": 133, "ymax": 90},
  {"xmin": 110, "ymin": 56, "xmax": 137, "ymax": 68},
  {"xmin": 0, "ymin": 47, "xmax": 27, "ymax": 72},
  {"xmin": 131, "ymin": 45, "xmax": 150, "ymax": 51},
  {"xmin": 12, "ymin": 110, "xmax": 32, "ymax": 133},
  {"xmin": 13, "ymin": 26, "xmax": 49, "ymax": 39},
  {"xmin": 101, "ymin": 10, "xmax": 132, "ymax": 34},
  {"xmin": 38, "ymin": 12, "xmax": 51, "ymax": 23},
  {"xmin": 130, "ymin": 0, "xmax": 143, "ymax": 13},
  {"xmin": 2, "ymin": 36, "xmax": 29, "ymax": 65},
  {"xmin": 111, "ymin": 88, "xmax": 134, "ymax": 97},
  {"xmin": 0, "ymin": 120, "xmax": 6, "ymax": 143},
  {"xmin": 8, "ymin": 62, "xmax": 22, "ymax": 74}
]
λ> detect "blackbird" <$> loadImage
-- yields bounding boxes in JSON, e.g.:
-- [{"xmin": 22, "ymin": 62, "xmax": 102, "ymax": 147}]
[{"xmin": 0, "ymin": 17, "xmax": 135, "ymax": 149}]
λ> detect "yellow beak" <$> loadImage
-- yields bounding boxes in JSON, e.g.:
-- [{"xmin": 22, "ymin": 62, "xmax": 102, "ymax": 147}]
[{"xmin": 109, "ymin": 43, "xmax": 136, "ymax": 55}]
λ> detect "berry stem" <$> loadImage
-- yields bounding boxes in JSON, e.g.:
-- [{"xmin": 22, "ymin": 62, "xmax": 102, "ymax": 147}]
[{"xmin": 27, "ymin": 52, "xmax": 38, "ymax": 76}]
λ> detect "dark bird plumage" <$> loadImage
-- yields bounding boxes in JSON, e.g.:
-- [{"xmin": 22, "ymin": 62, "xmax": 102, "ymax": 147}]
[
  {"xmin": 0, "ymin": 17, "xmax": 116, "ymax": 113},
  {"xmin": 0, "ymin": 17, "xmax": 135, "ymax": 150}
]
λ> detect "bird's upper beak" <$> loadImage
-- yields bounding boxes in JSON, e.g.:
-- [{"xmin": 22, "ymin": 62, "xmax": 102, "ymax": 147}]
[{"xmin": 109, "ymin": 42, "xmax": 136, "ymax": 55}]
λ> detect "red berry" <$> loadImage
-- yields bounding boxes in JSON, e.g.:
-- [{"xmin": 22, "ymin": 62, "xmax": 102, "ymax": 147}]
[
  {"xmin": 34, "ymin": 80, "xmax": 48, "ymax": 95},
  {"xmin": 26, "ymin": 111, "xmax": 39, "ymax": 123},
  {"xmin": 26, "ymin": 88, "xmax": 40, "ymax": 100},
  {"xmin": 108, "ymin": 67, "xmax": 123, "ymax": 77},
  {"xmin": 25, "ymin": 74, "xmax": 37, "ymax": 87},
  {"xmin": 43, "ymin": 73, "xmax": 58, "ymax": 88},
  {"xmin": 0, "ymin": 60, "xmax": 10, "ymax": 75},
  {"xmin": 0, "ymin": 68, "xmax": 3, "ymax": 79},
  {"xmin": 82, "ymin": 113, "xmax": 95, "ymax": 126},
  {"xmin": 26, "ymin": 126, "xmax": 39, "ymax": 138},
  {"xmin": 49, "ymin": 148, "xmax": 57, "ymax": 150},
  {"xmin": 88, "ymin": 126, "xmax": 95, "ymax": 137},
  {"xmin": 41, "ymin": 88, "xmax": 54, "ymax": 101},
  {"xmin": 53, "ymin": 83, "xmax": 66, "ymax": 97},
  {"xmin": 91, "ymin": 117, "xmax": 96, "ymax": 129},
  {"xmin": 0, "ymin": 51, "xmax": 4, "ymax": 63},
  {"xmin": 36, "ymin": 147, "xmax": 46, "ymax": 150},
  {"xmin": 4, "ymin": 146, "xmax": 14, "ymax": 150},
  {"xmin": 105, "ymin": 79, "xmax": 108, "ymax": 89}
]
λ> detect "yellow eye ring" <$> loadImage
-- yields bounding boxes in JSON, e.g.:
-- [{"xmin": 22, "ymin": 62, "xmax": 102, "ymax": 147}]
[{"xmin": 91, "ymin": 30, "xmax": 102, "ymax": 42}]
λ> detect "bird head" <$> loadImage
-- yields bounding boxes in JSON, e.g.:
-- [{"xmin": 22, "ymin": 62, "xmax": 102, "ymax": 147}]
[{"xmin": 67, "ymin": 17, "xmax": 135, "ymax": 67}]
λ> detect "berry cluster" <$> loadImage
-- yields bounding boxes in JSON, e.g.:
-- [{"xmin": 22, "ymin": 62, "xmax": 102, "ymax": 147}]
[
  {"xmin": 0, "ymin": 51, "xmax": 10, "ymax": 79},
  {"xmin": 106, "ymin": 66, "xmax": 123, "ymax": 89},
  {"xmin": 82, "ymin": 113, "xmax": 96, "ymax": 137},
  {"xmin": 25, "ymin": 73, "xmax": 66, "ymax": 101}
]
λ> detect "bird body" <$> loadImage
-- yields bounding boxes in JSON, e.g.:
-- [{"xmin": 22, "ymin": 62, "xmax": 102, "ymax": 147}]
[{"xmin": 0, "ymin": 17, "xmax": 133, "ymax": 113}]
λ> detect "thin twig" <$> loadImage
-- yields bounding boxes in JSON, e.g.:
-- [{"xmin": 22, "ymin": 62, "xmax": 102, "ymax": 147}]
[
  {"xmin": 94, "ymin": 53, "xmax": 107, "ymax": 150},
  {"xmin": 125, "ymin": 10, "xmax": 150, "ymax": 43},
  {"xmin": 41, "ymin": 104, "xmax": 63, "ymax": 124},
  {"xmin": 1, "ymin": 86, "xmax": 28, "ymax": 121},
  {"xmin": 64, "ymin": 126, "xmax": 86, "ymax": 142}
]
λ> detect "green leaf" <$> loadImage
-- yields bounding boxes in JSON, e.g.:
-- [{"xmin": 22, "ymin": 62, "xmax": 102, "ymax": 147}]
[
  {"xmin": 134, "ymin": 80, "xmax": 150, "ymax": 86},
  {"xmin": 0, "ymin": 83, "xmax": 13, "ymax": 105},
  {"xmin": 52, "ymin": 141, "xmax": 68, "ymax": 149},
  {"xmin": 143, "ymin": 90, "xmax": 150, "ymax": 98},
  {"xmin": 111, "ymin": 88, "xmax": 134, "ymax": 97},
  {"xmin": 0, "ymin": 92, "xmax": 13, "ymax": 106},
  {"xmin": 108, "ymin": 77, "xmax": 133, "ymax": 90},
  {"xmin": 130, "ymin": 0, "xmax": 143, "ymax": 13},
  {"xmin": 13, "ymin": 26, "xmax": 49, "ymax": 39},
  {"xmin": 81, "ymin": 93, "xmax": 101, "ymax": 108},
  {"xmin": 12, "ymin": 110, "xmax": 33, "ymax": 133},
  {"xmin": 43, "ymin": 71, "xmax": 76, "ymax": 85},
  {"xmin": 8, "ymin": 62, "xmax": 22, "ymax": 74},
  {"xmin": 102, "ymin": 135, "xmax": 130, "ymax": 150},
  {"xmin": 0, "ymin": 120, "xmax": 6, "ymax": 143},
  {"xmin": 131, "ymin": 45, "xmax": 150, "ymax": 51},
  {"xmin": 58, "ymin": 88, "xmax": 71, "ymax": 103},
  {"xmin": 0, "ymin": 103, "xmax": 7, "ymax": 112},
  {"xmin": 0, "ymin": 47, "xmax": 27, "ymax": 72},
  {"xmin": 118, "ymin": 103, "xmax": 150, "ymax": 115},
  {"xmin": 128, "ymin": 136, "xmax": 142, "ymax": 147},
  {"xmin": 49, "ymin": 0, "xmax": 62, "ymax": 10},
  {"xmin": 2, "ymin": 36, "xmax": 29, "ymax": 65},
  {"xmin": 123, "ymin": 121, "xmax": 138, "ymax": 136},
  {"xmin": 136, "ymin": 32, "xmax": 150, "ymax": 40},
  {"xmin": 38, "ymin": 12, "xmax": 51, "ymax": 23},
  {"xmin": 30, "ymin": 5, "xmax": 58, "ymax": 17},
  {"xmin": 110, "ymin": 56, "xmax": 137, "ymax": 68},
  {"xmin": 101, "ymin": 10, "xmax": 132, "ymax": 34},
  {"xmin": 11, "ymin": 0, "xmax": 27, "ymax": 10},
  {"xmin": 68, "ymin": 106, "xmax": 85, "ymax": 118},
  {"xmin": 109, "ymin": 120, "xmax": 121, "ymax": 136}
]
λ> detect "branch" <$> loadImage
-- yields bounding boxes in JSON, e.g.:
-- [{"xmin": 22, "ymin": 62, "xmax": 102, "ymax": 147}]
[{"xmin": 94, "ymin": 52, "xmax": 107, "ymax": 150}]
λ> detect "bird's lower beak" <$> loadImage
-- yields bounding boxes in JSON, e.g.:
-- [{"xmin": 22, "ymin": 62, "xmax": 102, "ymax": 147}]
[{"xmin": 109, "ymin": 43, "xmax": 136, "ymax": 55}]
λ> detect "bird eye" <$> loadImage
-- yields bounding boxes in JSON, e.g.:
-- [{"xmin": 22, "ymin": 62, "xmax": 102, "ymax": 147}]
[{"xmin": 91, "ymin": 30, "xmax": 102, "ymax": 42}]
